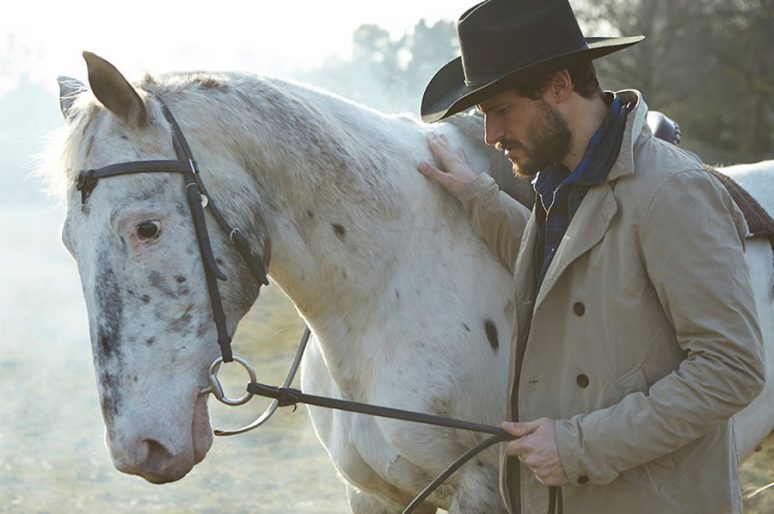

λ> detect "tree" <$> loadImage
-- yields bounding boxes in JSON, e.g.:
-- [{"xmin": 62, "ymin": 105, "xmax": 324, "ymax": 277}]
[
  {"xmin": 299, "ymin": 3, "xmax": 772, "ymax": 163},
  {"xmin": 574, "ymin": 0, "xmax": 773, "ymax": 163},
  {"xmin": 297, "ymin": 19, "xmax": 458, "ymax": 115},
  {"xmin": 699, "ymin": 0, "xmax": 774, "ymax": 160}
]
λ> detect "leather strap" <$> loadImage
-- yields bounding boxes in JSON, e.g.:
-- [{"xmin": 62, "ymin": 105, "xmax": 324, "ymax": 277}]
[{"xmin": 247, "ymin": 380, "xmax": 562, "ymax": 514}]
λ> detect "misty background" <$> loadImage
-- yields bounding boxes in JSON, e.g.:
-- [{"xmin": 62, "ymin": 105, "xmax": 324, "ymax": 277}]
[{"xmin": 1, "ymin": 0, "xmax": 772, "ymax": 512}]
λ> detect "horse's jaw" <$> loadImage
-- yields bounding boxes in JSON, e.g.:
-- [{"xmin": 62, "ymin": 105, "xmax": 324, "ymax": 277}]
[{"xmin": 105, "ymin": 390, "xmax": 213, "ymax": 484}]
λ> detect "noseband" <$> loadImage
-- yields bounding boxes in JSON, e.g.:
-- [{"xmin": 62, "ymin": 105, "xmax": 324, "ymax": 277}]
[{"xmin": 76, "ymin": 97, "xmax": 269, "ymax": 364}]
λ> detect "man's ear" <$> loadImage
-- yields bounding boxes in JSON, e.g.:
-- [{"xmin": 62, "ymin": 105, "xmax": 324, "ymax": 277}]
[{"xmin": 547, "ymin": 69, "xmax": 573, "ymax": 102}]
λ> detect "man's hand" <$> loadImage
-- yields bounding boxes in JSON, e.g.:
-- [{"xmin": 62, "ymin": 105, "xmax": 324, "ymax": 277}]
[
  {"xmin": 417, "ymin": 133, "xmax": 479, "ymax": 196},
  {"xmin": 502, "ymin": 418, "xmax": 569, "ymax": 486}
]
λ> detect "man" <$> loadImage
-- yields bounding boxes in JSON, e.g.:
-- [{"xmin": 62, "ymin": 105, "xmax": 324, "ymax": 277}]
[{"xmin": 416, "ymin": 1, "xmax": 765, "ymax": 513}]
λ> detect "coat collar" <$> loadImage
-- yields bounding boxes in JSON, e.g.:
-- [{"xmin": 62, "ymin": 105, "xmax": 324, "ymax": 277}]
[{"xmin": 607, "ymin": 89, "xmax": 647, "ymax": 181}]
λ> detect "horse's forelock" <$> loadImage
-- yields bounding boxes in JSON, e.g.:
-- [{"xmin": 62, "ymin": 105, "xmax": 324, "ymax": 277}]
[
  {"xmin": 36, "ymin": 93, "xmax": 104, "ymax": 199},
  {"xmin": 37, "ymin": 75, "xmax": 177, "ymax": 200}
]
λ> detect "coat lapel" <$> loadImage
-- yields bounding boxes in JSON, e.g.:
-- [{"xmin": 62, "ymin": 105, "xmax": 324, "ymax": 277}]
[
  {"xmin": 513, "ymin": 210, "xmax": 538, "ymax": 304},
  {"xmin": 535, "ymin": 184, "xmax": 618, "ymax": 308}
]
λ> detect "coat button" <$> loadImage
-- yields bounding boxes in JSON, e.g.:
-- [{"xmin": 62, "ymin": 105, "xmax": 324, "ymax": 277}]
[
  {"xmin": 578, "ymin": 475, "xmax": 589, "ymax": 485},
  {"xmin": 573, "ymin": 302, "xmax": 585, "ymax": 316},
  {"xmin": 576, "ymin": 374, "xmax": 589, "ymax": 388}
]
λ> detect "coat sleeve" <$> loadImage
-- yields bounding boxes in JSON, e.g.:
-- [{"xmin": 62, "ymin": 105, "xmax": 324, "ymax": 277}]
[
  {"xmin": 455, "ymin": 173, "xmax": 531, "ymax": 273},
  {"xmin": 554, "ymin": 167, "xmax": 765, "ymax": 485}
]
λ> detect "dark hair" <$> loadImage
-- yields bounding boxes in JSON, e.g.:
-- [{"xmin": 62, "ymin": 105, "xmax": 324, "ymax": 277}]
[{"xmin": 512, "ymin": 60, "xmax": 603, "ymax": 100}]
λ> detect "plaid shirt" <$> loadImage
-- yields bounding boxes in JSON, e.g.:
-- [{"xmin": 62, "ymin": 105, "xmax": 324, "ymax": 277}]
[{"xmin": 533, "ymin": 95, "xmax": 633, "ymax": 289}]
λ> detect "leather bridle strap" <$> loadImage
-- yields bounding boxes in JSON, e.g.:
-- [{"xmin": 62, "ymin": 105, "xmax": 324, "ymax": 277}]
[
  {"xmin": 75, "ymin": 98, "xmax": 269, "ymax": 363},
  {"xmin": 157, "ymin": 100, "xmax": 270, "ymax": 290}
]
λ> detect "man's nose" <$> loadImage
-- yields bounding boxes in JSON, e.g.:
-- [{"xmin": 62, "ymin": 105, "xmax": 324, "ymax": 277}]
[{"xmin": 484, "ymin": 116, "xmax": 503, "ymax": 146}]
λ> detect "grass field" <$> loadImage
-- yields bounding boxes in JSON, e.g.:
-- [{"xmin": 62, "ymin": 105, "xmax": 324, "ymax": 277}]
[{"xmin": 741, "ymin": 443, "xmax": 774, "ymax": 513}]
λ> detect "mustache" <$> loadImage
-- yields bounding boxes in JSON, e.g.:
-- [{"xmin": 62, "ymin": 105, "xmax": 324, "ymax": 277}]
[{"xmin": 495, "ymin": 139, "xmax": 522, "ymax": 152}]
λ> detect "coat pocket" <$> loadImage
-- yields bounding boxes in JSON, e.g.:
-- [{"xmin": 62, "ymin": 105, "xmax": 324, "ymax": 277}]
[{"xmin": 616, "ymin": 368, "xmax": 679, "ymax": 488}]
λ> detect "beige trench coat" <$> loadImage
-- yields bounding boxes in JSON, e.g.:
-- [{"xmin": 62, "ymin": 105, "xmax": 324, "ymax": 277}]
[{"xmin": 457, "ymin": 91, "xmax": 765, "ymax": 514}]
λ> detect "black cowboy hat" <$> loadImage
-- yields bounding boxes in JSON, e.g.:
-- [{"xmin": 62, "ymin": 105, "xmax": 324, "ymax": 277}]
[{"xmin": 420, "ymin": 0, "xmax": 644, "ymax": 123}]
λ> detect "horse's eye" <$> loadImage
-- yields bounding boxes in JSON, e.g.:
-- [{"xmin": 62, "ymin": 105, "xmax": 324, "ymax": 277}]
[{"xmin": 137, "ymin": 220, "xmax": 161, "ymax": 239}]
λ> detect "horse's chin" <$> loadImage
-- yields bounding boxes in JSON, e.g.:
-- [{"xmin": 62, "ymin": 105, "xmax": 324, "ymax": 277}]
[{"xmin": 137, "ymin": 467, "xmax": 191, "ymax": 484}]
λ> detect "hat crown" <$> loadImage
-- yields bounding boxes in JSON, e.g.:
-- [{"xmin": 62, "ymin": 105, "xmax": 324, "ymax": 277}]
[
  {"xmin": 458, "ymin": 0, "xmax": 586, "ymax": 86},
  {"xmin": 419, "ymin": 0, "xmax": 643, "ymax": 122}
]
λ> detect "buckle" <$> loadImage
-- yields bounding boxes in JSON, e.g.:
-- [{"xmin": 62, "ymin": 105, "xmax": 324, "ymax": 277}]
[{"xmin": 76, "ymin": 171, "xmax": 98, "ymax": 203}]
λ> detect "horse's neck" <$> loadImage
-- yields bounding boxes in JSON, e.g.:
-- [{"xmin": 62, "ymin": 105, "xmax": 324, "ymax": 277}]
[
  {"xmin": 209, "ymin": 88, "xmax": 439, "ymax": 317},
  {"xmin": 253, "ymin": 98, "xmax": 451, "ymax": 368},
  {"xmin": 188, "ymin": 82, "xmax": 485, "ymax": 392}
]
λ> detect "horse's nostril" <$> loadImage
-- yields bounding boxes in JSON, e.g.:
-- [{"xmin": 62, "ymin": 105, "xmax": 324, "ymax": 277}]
[
  {"xmin": 127, "ymin": 437, "xmax": 192, "ymax": 484},
  {"xmin": 142, "ymin": 438, "xmax": 174, "ymax": 470}
]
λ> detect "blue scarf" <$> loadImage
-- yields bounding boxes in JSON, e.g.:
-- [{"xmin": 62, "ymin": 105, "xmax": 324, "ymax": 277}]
[{"xmin": 533, "ymin": 95, "xmax": 633, "ymax": 289}]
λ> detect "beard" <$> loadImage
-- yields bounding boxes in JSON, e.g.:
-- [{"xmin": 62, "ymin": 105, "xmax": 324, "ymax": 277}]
[{"xmin": 497, "ymin": 100, "xmax": 572, "ymax": 179}]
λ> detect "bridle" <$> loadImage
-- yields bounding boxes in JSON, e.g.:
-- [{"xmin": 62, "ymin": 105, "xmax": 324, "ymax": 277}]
[
  {"xmin": 75, "ymin": 97, "xmax": 561, "ymax": 514},
  {"xmin": 76, "ymin": 97, "xmax": 269, "ymax": 366}
]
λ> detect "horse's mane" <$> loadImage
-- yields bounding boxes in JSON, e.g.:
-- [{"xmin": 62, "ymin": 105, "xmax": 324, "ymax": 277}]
[
  {"xmin": 38, "ymin": 67, "xmax": 540, "ymax": 220},
  {"xmin": 40, "ymin": 70, "xmax": 425, "ymax": 213}
]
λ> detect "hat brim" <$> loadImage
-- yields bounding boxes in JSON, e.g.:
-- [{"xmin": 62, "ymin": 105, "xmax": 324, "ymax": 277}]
[{"xmin": 421, "ymin": 35, "xmax": 644, "ymax": 123}]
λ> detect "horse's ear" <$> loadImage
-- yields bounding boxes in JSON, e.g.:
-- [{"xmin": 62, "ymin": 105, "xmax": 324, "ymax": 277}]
[
  {"xmin": 57, "ymin": 75, "xmax": 86, "ymax": 123},
  {"xmin": 83, "ymin": 51, "xmax": 148, "ymax": 128}
]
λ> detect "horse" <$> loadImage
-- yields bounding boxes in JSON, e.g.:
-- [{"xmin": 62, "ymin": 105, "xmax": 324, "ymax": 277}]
[{"xmin": 48, "ymin": 52, "xmax": 773, "ymax": 513}]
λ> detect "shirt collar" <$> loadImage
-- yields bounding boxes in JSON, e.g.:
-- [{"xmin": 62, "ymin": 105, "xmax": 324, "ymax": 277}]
[
  {"xmin": 533, "ymin": 94, "xmax": 622, "ymax": 203},
  {"xmin": 573, "ymin": 94, "xmax": 622, "ymax": 186}
]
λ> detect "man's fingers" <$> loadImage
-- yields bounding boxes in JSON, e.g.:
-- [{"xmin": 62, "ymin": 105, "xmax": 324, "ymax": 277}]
[
  {"xmin": 417, "ymin": 161, "xmax": 436, "ymax": 174},
  {"xmin": 502, "ymin": 418, "xmax": 569, "ymax": 487},
  {"xmin": 504, "ymin": 435, "xmax": 533, "ymax": 457},
  {"xmin": 418, "ymin": 134, "xmax": 478, "ymax": 196},
  {"xmin": 502, "ymin": 420, "xmax": 540, "ymax": 455},
  {"xmin": 427, "ymin": 135, "xmax": 461, "ymax": 168},
  {"xmin": 501, "ymin": 420, "xmax": 541, "ymax": 438},
  {"xmin": 417, "ymin": 161, "xmax": 446, "ymax": 182},
  {"xmin": 417, "ymin": 160, "xmax": 471, "ymax": 196}
]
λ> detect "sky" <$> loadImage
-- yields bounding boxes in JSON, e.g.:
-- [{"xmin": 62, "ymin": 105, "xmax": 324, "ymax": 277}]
[{"xmin": 1, "ymin": 0, "xmax": 479, "ymax": 96}]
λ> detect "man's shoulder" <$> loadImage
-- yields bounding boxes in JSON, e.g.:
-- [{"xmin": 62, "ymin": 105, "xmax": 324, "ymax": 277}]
[
  {"xmin": 611, "ymin": 132, "xmax": 729, "ymax": 224},
  {"xmin": 620, "ymin": 132, "xmax": 708, "ymax": 199},
  {"xmin": 633, "ymin": 133, "xmax": 705, "ymax": 184}
]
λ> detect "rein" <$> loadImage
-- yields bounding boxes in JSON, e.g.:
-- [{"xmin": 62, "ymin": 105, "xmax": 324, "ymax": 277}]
[{"xmin": 75, "ymin": 97, "xmax": 561, "ymax": 514}]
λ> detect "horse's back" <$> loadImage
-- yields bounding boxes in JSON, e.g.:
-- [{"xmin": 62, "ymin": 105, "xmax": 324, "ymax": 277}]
[{"xmin": 721, "ymin": 160, "xmax": 774, "ymax": 215}]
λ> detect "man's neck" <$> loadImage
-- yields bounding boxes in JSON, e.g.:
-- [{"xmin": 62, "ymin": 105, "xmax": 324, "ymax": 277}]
[{"xmin": 561, "ymin": 94, "xmax": 610, "ymax": 171}]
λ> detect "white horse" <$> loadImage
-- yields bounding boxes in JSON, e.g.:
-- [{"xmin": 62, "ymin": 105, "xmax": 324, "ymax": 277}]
[{"xmin": 49, "ymin": 52, "xmax": 773, "ymax": 514}]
